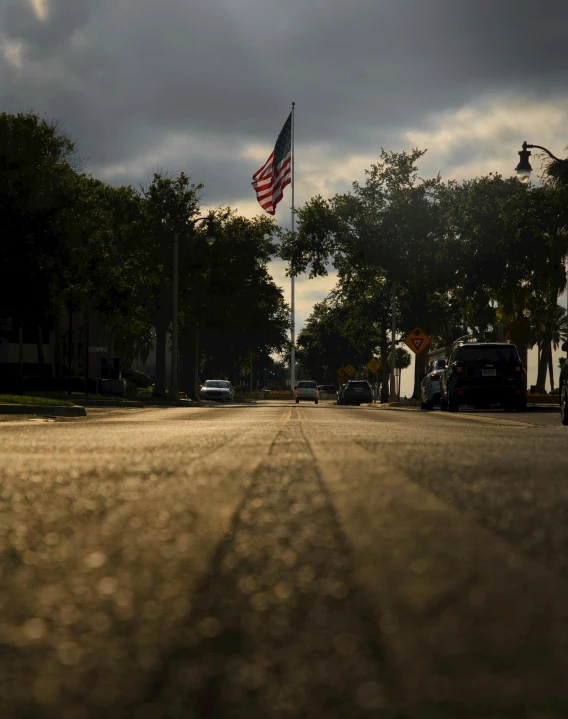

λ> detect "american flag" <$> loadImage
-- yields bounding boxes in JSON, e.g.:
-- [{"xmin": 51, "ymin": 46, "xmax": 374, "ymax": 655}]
[{"xmin": 251, "ymin": 112, "xmax": 292, "ymax": 215}]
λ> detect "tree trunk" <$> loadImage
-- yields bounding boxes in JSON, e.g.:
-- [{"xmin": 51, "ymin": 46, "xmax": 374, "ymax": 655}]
[
  {"xmin": 36, "ymin": 326, "xmax": 45, "ymax": 370},
  {"xmin": 516, "ymin": 341, "xmax": 528, "ymax": 392},
  {"xmin": 380, "ymin": 325, "xmax": 389, "ymax": 403},
  {"xmin": 153, "ymin": 316, "xmax": 168, "ymax": 396},
  {"xmin": 413, "ymin": 351, "xmax": 428, "ymax": 399},
  {"xmin": 179, "ymin": 324, "xmax": 196, "ymax": 398},
  {"xmin": 54, "ymin": 303, "xmax": 62, "ymax": 379},
  {"xmin": 535, "ymin": 340, "xmax": 550, "ymax": 394}
]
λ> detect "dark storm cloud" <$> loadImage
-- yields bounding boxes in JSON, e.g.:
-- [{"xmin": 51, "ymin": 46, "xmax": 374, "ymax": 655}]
[{"xmin": 1, "ymin": 0, "xmax": 567, "ymax": 203}]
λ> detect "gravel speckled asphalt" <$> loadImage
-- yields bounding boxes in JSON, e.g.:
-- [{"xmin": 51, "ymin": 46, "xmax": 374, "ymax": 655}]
[{"xmin": 1, "ymin": 402, "xmax": 568, "ymax": 718}]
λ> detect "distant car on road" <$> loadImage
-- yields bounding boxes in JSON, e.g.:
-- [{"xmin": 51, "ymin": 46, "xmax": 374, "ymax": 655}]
[
  {"xmin": 318, "ymin": 384, "xmax": 337, "ymax": 395},
  {"xmin": 420, "ymin": 358, "xmax": 447, "ymax": 410},
  {"xmin": 337, "ymin": 380, "xmax": 373, "ymax": 406},
  {"xmin": 295, "ymin": 380, "xmax": 319, "ymax": 404},
  {"xmin": 440, "ymin": 340, "xmax": 526, "ymax": 412},
  {"xmin": 199, "ymin": 380, "xmax": 235, "ymax": 402}
]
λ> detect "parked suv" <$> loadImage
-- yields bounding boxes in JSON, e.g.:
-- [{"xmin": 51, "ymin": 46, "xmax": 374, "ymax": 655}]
[
  {"xmin": 420, "ymin": 358, "xmax": 447, "ymax": 410},
  {"xmin": 295, "ymin": 380, "xmax": 319, "ymax": 404},
  {"xmin": 440, "ymin": 341, "xmax": 526, "ymax": 412},
  {"xmin": 337, "ymin": 380, "xmax": 373, "ymax": 405}
]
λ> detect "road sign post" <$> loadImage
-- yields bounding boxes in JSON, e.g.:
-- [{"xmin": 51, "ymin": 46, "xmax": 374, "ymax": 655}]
[{"xmin": 366, "ymin": 358, "xmax": 381, "ymax": 403}]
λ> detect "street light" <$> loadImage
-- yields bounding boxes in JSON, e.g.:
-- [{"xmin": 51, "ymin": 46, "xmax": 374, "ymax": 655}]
[
  {"xmin": 516, "ymin": 142, "xmax": 568, "ymax": 355},
  {"xmin": 170, "ymin": 214, "xmax": 217, "ymax": 401},
  {"xmin": 516, "ymin": 141, "xmax": 568, "ymax": 183}
]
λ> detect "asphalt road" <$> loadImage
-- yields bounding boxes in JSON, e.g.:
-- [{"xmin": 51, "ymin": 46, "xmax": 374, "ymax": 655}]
[{"xmin": 1, "ymin": 401, "xmax": 568, "ymax": 718}]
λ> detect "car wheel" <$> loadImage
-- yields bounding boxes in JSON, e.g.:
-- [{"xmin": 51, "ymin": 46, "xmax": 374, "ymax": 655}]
[
  {"xmin": 420, "ymin": 399, "xmax": 427, "ymax": 409},
  {"xmin": 295, "ymin": 398, "xmax": 299, "ymax": 404},
  {"xmin": 440, "ymin": 392, "xmax": 448, "ymax": 411},
  {"xmin": 503, "ymin": 402, "xmax": 514, "ymax": 412},
  {"xmin": 561, "ymin": 385, "xmax": 568, "ymax": 425},
  {"xmin": 426, "ymin": 399, "xmax": 434, "ymax": 410},
  {"xmin": 315, "ymin": 399, "xmax": 318, "ymax": 404},
  {"xmin": 448, "ymin": 393, "xmax": 459, "ymax": 412}
]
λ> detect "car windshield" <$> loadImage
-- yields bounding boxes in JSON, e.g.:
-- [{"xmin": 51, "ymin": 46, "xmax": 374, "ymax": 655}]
[
  {"xmin": 349, "ymin": 381, "xmax": 369, "ymax": 388},
  {"xmin": 204, "ymin": 380, "xmax": 230, "ymax": 388},
  {"xmin": 298, "ymin": 381, "xmax": 317, "ymax": 388},
  {"xmin": 455, "ymin": 346, "xmax": 517, "ymax": 364}
]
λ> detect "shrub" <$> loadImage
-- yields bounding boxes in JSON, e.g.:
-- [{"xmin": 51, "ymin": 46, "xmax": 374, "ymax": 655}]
[{"xmin": 123, "ymin": 368, "xmax": 153, "ymax": 388}]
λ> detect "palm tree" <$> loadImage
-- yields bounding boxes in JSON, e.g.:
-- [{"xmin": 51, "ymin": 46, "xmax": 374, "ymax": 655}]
[{"xmin": 529, "ymin": 300, "xmax": 567, "ymax": 393}]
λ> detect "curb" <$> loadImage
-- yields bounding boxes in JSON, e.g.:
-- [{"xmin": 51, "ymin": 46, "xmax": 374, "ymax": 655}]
[
  {"xmin": 74, "ymin": 400, "xmax": 144, "ymax": 408},
  {"xmin": 0, "ymin": 404, "xmax": 87, "ymax": 417}
]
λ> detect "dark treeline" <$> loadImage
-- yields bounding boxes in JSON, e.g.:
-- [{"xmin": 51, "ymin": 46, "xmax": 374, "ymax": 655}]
[
  {"xmin": 0, "ymin": 112, "xmax": 290, "ymax": 396},
  {"xmin": 281, "ymin": 148, "xmax": 568, "ymax": 400}
]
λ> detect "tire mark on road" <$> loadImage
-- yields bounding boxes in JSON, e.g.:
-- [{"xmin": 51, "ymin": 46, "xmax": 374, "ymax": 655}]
[{"xmin": 140, "ymin": 408, "xmax": 392, "ymax": 719}]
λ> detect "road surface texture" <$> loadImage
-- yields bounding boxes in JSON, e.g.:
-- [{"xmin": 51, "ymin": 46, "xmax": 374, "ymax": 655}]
[{"xmin": 0, "ymin": 401, "xmax": 567, "ymax": 719}]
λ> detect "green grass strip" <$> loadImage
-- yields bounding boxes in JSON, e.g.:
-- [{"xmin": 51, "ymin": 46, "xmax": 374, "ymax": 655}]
[{"xmin": 0, "ymin": 394, "xmax": 75, "ymax": 407}]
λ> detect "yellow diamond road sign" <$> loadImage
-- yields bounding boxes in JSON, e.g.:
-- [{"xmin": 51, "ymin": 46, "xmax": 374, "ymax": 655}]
[
  {"xmin": 403, "ymin": 326, "xmax": 431, "ymax": 355},
  {"xmin": 366, "ymin": 357, "xmax": 381, "ymax": 373},
  {"xmin": 344, "ymin": 364, "xmax": 355, "ymax": 376}
]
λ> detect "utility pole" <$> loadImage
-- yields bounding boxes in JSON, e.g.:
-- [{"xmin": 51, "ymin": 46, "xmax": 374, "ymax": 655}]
[
  {"xmin": 67, "ymin": 300, "xmax": 73, "ymax": 397},
  {"xmin": 389, "ymin": 282, "xmax": 397, "ymax": 402},
  {"xmin": 171, "ymin": 231, "xmax": 179, "ymax": 401},
  {"xmin": 84, "ymin": 311, "xmax": 89, "ymax": 397},
  {"xmin": 194, "ymin": 323, "xmax": 199, "ymax": 399}
]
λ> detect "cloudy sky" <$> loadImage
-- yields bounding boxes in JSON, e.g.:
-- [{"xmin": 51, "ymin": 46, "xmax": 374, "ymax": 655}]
[{"xmin": 2, "ymin": 0, "xmax": 567, "ymax": 390}]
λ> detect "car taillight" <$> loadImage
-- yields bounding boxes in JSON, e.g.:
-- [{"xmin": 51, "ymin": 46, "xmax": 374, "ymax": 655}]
[
  {"xmin": 295, "ymin": 388, "xmax": 298, "ymax": 393},
  {"xmin": 316, "ymin": 389, "xmax": 319, "ymax": 393}
]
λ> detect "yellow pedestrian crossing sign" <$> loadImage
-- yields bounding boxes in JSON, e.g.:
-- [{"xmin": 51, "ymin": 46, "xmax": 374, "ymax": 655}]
[
  {"xmin": 344, "ymin": 364, "xmax": 355, "ymax": 376},
  {"xmin": 366, "ymin": 357, "xmax": 381, "ymax": 373}
]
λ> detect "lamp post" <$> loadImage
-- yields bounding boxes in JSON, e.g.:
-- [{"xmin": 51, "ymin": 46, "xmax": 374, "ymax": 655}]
[
  {"xmin": 516, "ymin": 142, "xmax": 568, "ymax": 354},
  {"xmin": 170, "ymin": 215, "xmax": 216, "ymax": 400},
  {"xmin": 516, "ymin": 140, "xmax": 568, "ymax": 184}
]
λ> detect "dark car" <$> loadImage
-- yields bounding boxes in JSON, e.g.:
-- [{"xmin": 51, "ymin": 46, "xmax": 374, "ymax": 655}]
[
  {"xmin": 440, "ymin": 341, "xmax": 526, "ymax": 412},
  {"xmin": 560, "ymin": 341, "xmax": 568, "ymax": 425},
  {"xmin": 318, "ymin": 384, "xmax": 337, "ymax": 395},
  {"xmin": 337, "ymin": 380, "xmax": 373, "ymax": 405},
  {"xmin": 199, "ymin": 379, "xmax": 235, "ymax": 402},
  {"xmin": 420, "ymin": 358, "xmax": 447, "ymax": 410}
]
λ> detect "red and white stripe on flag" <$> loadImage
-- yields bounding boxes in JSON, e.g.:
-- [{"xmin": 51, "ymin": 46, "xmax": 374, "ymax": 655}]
[{"xmin": 251, "ymin": 112, "xmax": 292, "ymax": 216}]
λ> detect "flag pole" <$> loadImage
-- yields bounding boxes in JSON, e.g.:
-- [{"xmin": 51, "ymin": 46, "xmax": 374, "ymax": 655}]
[{"xmin": 290, "ymin": 102, "xmax": 296, "ymax": 394}]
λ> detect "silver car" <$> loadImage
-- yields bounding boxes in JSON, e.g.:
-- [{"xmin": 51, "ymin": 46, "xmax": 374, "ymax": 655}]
[
  {"xmin": 199, "ymin": 379, "xmax": 235, "ymax": 402},
  {"xmin": 420, "ymin": 358, "xmax": 447, "ymax": 410}
]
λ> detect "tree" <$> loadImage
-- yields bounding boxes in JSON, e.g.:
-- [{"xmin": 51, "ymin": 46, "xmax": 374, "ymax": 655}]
[
  {"xmin": 137, "ymin": 172, "xmax": 203, "ymax": 395},
  {"xmin": 0, "ymin": 111, "xmax": 77, "ymax": 340},
  {"xmin": 181, "ymin": 213, "xmax": 290, "ymax": 393},
  {"xmin": 281, "ymin": 149, "xmax": 453, "ymax": 398}
]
